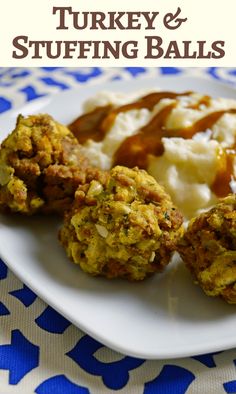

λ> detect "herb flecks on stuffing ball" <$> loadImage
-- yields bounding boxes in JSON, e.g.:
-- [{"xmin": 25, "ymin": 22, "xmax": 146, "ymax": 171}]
[
  {"xmin": 178, "ymin": 194, "xmax": 236, "ymax": 304},
  {"xmin": 59, "ymin": 166, "xmax": 184, "ymax": 281},
  {"xmin": 0, "ymin": 114, "xmax": 90, "ymax": 214}
]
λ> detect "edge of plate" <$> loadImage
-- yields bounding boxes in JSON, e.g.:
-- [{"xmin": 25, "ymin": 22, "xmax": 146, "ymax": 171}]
[{"xmin": 1, "ymin": 75, "xmax": 236, "ymax": 359}]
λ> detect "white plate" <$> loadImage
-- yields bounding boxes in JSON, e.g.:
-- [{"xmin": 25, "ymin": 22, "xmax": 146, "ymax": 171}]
[{"xmin": 0, "ymin": 76, "xmax": 236, "ymax": 360}]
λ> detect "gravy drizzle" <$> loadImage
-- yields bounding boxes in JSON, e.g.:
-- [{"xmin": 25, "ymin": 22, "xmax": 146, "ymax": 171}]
[
  {"xmin": 187, "ymin": 95, "xmax": 211, "ymax": 110},
  {"xmin": 69, "ymin": 105, "xmax": 112, "ymax": 143},
  {"xmin": 211, "ymin": 148, "xmax": 235, "ymax": 198},
  {"xmin": 69, "ymin": 91, "xmax": 236, "ymax": 198},
  {"xmin": 69, "ymin": 91, "xmax": 191, "ymax": 143}
]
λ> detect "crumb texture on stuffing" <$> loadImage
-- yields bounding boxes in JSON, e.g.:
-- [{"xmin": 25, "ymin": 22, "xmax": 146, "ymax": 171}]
[
  {"xmin": 0, "ymin": 114, "xmax": 90, "ymax": 214},
  {"xmin": 59, "ymin": 166, "xmax": 183, "ymax": 281},
  {"xmin": 178, "ymin": 194, "xmax": 236, "ymax": 303}
]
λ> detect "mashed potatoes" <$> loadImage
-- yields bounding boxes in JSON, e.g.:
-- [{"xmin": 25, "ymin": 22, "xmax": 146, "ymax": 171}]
[{"xmin": 70, "ymin": 90, "xmax": 236, "ymax": 219}]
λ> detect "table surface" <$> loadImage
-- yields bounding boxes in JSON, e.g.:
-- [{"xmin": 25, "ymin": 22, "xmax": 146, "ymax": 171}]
[{"xmin": 0, "ymin": 67, "xmax": 235, "ymax": 394}]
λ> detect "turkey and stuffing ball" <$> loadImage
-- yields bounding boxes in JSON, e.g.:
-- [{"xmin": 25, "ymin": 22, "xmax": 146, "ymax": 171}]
[
  {"xmin": 178, "ymin": 194, "xmax": 236, "ymax": 304},
  {"xmin": 59, "ymin": 166, "xmax": 184, "ymax": 280},
  {"xmin": 0, "ymin": 114, "xmax": 90, "ymax": 214}
]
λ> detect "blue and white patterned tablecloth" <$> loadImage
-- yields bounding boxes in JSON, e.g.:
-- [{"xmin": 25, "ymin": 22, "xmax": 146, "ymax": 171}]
[{"xmin": 0, "ymin": 67, "xmax": 236, "ymax": 394}]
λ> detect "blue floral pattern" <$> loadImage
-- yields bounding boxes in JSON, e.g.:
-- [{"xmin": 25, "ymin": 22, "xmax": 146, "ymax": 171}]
[{"xmin": 0, "ymin": 67, "xmax": 235, "ymax": 393}]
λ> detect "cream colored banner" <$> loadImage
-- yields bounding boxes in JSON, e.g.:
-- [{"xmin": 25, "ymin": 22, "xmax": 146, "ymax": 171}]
[{"xmin": 0, "ymin": 0, "xmax": 235, "ymax": 66}]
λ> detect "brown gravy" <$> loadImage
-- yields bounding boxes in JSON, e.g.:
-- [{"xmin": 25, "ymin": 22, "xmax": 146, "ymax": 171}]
[
  {"xmin": 187, "ymin": 95, "xmax": 211, "ymax": 110},
  {"xmin": 69, "ymin": 91, "xmax": 191, "ymax": 143},
  {"xmin": 114, "ymin": 108, "xmax": 236, "ymax": 195},
  {"xmin": 211, "ymin": 148, "xmax": 235, "ymax": 198},
  {"xmin": 68, "ymin": 91, "xmax": 236, "ymax": 198},
  {"xmin": 69, "ymin": 105, "xmax": 112, "ymax": 143}
]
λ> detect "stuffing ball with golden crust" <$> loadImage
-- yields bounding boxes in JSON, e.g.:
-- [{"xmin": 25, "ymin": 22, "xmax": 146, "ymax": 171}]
[
  {"xmin": 59, "ymin": 166, "xmax": 184, "ymax": 280},
  {"xmin": 0, "ymin": 114, "xmax": 90, "ymax": 214},
  {"xmin": 178, "ymin": 194, "xmax": 236, "ymax": 304}
]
